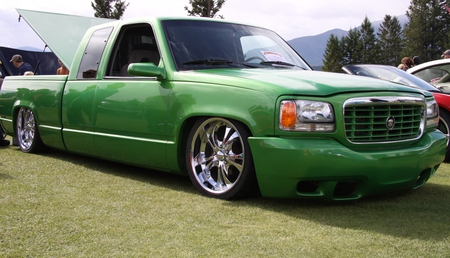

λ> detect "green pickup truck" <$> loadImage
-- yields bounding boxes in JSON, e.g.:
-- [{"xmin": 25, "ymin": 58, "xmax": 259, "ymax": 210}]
[{"xmin": 0, "ymin": 9, "xmax": 446, "ymax": 200}]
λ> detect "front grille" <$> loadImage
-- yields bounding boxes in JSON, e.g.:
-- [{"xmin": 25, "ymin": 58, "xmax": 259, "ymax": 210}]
[{"xmin": 344, "ymin": 97, "xmax": 424, "ymax": 143}]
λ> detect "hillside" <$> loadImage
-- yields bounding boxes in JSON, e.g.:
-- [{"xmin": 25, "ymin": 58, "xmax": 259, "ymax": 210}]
[
  {"xmin": 287, "ymin": 29, "xmax": 347, "ymax": 68},
  {"xmin": 288, "ymin": 15, "xmax": 408, "ymax": 69}
]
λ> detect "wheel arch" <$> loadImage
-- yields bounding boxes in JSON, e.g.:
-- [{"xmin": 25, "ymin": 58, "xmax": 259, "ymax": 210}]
[
  {"xmin": 175, "ymin": 115, "xmax": 256, "ymax": 175},
  {"xmin": 11, "ymin": 100, "xmax": 38, "ymax": 137}
]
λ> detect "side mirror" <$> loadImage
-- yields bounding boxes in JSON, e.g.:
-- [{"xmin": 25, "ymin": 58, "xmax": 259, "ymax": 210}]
[{"xmin": 128, "ymin": 63, "xmax": 166, "ymax": 80}]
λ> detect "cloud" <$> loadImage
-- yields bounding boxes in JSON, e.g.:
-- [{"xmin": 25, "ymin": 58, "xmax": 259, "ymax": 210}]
[{"xmin": 0, "ymin": 0, "xmax": 410, "ymax": 48}]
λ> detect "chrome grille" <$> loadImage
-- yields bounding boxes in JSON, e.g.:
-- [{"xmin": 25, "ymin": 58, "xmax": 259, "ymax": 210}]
[{"xmin": 344, "ymin": 97, "xmax": 424, "ymax": 143}]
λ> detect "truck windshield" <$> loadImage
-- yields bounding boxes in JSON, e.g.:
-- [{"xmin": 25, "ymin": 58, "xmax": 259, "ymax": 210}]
[{"xmin": 162, "ymin": 20, "xmax": 311, "ymax": 71}]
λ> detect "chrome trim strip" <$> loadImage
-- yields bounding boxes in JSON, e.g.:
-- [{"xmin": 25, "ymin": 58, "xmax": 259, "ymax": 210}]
[
  {"xmin": 39, "ymin": 125, "xmax": 62, "ymax": 131},
  {"xmin": 63, "ymin": 128, "xmax": 173, "ymax": 144},
  {"xmin": 343, "ymin": 96, "xmax": 425, "ymax": 107}
]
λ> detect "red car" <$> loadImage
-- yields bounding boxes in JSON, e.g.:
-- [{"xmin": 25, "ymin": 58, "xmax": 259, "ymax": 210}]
[{"xmin": 343, "ymin": 64, "xmax": 450, "ymax": 161}]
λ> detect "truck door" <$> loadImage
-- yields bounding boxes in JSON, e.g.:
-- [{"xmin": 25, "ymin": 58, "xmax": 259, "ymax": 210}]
[
  {"xmin": 93, "ymin": 24, "xmax": 170, "ymax": 170},
  {"xmin": 62, "ymin": 27, "xmax": 113, "ymax": 156}
]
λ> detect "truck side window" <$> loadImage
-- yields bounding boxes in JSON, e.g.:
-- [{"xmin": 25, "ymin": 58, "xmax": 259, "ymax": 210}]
[
  {"xmin": 106, "ymin": 24, "xmax": 160, "ymax": 76},
  {"xmin": 77, "ymin": 27, "xmax": 113, "ymax": 79}
]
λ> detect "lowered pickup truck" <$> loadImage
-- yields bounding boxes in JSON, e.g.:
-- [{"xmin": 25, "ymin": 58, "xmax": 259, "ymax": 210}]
[{"xmin": 0, "ymin": 9, "xmax": 446, "ymax": 200}]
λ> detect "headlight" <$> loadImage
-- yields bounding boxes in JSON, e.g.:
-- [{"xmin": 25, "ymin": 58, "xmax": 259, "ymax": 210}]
[
  {"xmin": 426, "ymin": 98, "xmax": 439, "ymax": 128},
  {"xmin": 279, "ymin": 100, "xmax": 335, "ymax": 132}
]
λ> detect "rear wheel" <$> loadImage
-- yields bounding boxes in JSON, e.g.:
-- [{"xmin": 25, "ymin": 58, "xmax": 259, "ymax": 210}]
[
  {"xmin": 186, "ymin": 117, "xmax": 258, "ymax": 200},
  {"xmin": 16, "ymin": 107, "xmax": 45, "ymax": 153}
]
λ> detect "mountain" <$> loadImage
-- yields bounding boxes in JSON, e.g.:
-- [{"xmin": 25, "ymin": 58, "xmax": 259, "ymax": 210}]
[
  {"xmin": 287, "ymin": 28, "xmax": 347, "ymax": 69},
  {"xmin": 288, "ymin": 15, "xmax": 408, "ymax": 69}
]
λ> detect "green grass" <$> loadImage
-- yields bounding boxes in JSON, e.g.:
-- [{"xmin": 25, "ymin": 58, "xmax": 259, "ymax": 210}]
[{"xmin": 1, "ymin": 137, "xmax": 449, "ymax": 257}]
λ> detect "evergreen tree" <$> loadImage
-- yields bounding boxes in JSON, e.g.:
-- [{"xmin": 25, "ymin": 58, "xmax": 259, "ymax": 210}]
[
  {"xmin": 341, "ymin": 28, "xmax": 363, "ymax": 65},
  {"xmin": 377, "ymin": 15, "xmax": 404, "ymax": 66},
  {"xmin": 91, "ymin": 0, "xmax": 129, "ymax": 20},
  {"xmin": 359, "ymin": 17, "xmax": 381, "ymax": 64},
  {"xmin": 184, "ymin": 0, "xmax": 226, "ymax": 19},
  {"xmin": 322, "ymin": 34, "xmax": 343, "ymax": 72},
  {"xmin": 403, "ymin": 0, "xmax": 450, "ymax": 61}
]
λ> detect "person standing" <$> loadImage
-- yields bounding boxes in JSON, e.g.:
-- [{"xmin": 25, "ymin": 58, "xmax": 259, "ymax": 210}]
[
  {"xmin": 413, "ymin": 56, "xmax": 421, "ymax": 66},
  {"xmin": 56, "ymin": 59, "xmax": 69, "ymax": 75},
  {"xmin": 10, "ymin": 54, "xmax": 33, "ymax": 75},
  {"xmin": 442, "ymin": 50, "xmax": 450, "ymax": 59},
  {"xmin": 398, "ymin": 57, "xmax": 414, "ymax": 71}
]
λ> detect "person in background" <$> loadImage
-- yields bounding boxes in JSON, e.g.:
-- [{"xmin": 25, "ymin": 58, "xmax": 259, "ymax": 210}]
[
  {"xmin": 10, "ymin": 54, "xmax": 33, "ymax": 75},
  {"xmin": 413, "ymin": 56, "xmax": 421, "ymax": 66},
  {"xmin": 398, "ymin": 57, "xmax": 414, "ymax": 71},
  {"xmin": 57, "ymin": 59, "xmax": 69, "ymax": 75},
  {"xmin": 0, "ymin": 78, "xmax": 9, "ymax": 146},
  {"xmin": 442, "ymin": 50, "xmax": 450, "ymax": 59}
]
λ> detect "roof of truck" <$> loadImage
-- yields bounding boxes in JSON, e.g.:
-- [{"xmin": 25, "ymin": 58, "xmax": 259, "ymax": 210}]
[{"xmin": 16, "ymin": 9, "xmax": 264, "ymax": 72}]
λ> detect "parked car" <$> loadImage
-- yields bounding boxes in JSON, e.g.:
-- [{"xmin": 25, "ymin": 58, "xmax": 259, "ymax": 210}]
[
  {"xmin": 343, "ymin": 64, "xmax": 450, "ymax": 161},
  {"xmin": 407, "ymin": 58, "xmax": 450, "ymax": 93}
]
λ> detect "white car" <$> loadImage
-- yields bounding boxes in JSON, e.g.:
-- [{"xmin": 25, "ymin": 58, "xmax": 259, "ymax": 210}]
[{"xmin": 407, "ymin": 58, "xmax": 450, "ymax": 93}]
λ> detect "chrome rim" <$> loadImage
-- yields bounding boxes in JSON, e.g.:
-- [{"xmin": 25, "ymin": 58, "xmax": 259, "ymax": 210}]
[
  {"xmin": 17, "ymin": 108, "xmax": 36, "ymax": 150},
  {"xmin": 189, "ymin": 118, "xmax": 245, "ymax": 194}
]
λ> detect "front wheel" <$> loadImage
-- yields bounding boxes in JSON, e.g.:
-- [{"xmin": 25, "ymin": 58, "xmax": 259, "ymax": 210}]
[
  {"xmin": 16, "ymin": 107, "xmax": 45, "ymax": 153},
  {"xmin": 186, "ymin": 117, "xmax": 258, "ymax": 200}
]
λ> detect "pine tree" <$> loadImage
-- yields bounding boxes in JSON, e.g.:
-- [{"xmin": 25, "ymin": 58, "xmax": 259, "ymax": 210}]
[
  {"xmin": 341, "ymin": 28, "xmax": 363, "ymax": 65},
  {"xmin": 403, "ymin": 0, "xmax": 450, "ymax": 61},
  {"xmin": 91, "ymin": 0, "xmax": 129, "ymax": 20},
  {"xmin": 184, "ymin": 0, "xmax": 226, "ymax": 19},
  {"xmin": 359, "ymin": 17, "xmax": 381, "ymax": 64},
  {"xmin": 377, "ymin": 15, "xmax": 404, "ymax": 66},
  {"xmin": 322, "ymin": 34, "xmax": 343, "ymax": 72}
]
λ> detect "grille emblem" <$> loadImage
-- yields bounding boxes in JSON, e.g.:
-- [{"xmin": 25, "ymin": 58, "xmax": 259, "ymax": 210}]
[{"xmin": 386, "ymin": 116, "xmax": 395, "ymax": 130}]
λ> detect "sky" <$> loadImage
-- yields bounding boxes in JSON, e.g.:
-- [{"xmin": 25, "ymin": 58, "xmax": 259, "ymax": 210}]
[{"xmin": 0, "ymin": 0, "xmax": 411, "ymax": 50}]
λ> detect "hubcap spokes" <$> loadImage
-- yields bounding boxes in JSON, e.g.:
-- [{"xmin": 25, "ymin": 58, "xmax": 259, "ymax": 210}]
[
  {"xmin": 191, "ymin": 120, "xmax": 245, "ymax": 194},
  {"xmin": 17, "ymin": 109, "xmax": 35, "ymax": 150}
]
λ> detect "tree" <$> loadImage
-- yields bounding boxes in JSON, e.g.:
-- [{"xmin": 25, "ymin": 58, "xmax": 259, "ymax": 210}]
[
  {"xmin": 377, "ymin": 15, "xmax": 404, "ymax": 66},
  {"xmin": 403, "ymin": 0, "xmax": 450, "ymax": 61},
  {"xmin": 91, "ymin": 0, "xmax": 129, "ymax": 20},
  {"xmin": 322, "ymin": 34, "xmax": 343, "ymax": 72},
  {"xmin": 359, "ymin": 16, "xmax": 381, "ymax": 64},
  {"xmin": 184, "ymin": 0, "xmax": 226, "ymax": 19},
  {"xmin": 341, "ymin": 28, "xmax": 363, "ymax": 65}
]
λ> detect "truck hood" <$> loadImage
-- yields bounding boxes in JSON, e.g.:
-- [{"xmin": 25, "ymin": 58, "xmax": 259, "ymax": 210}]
[
  {"xmin": 175, "ymin": 69, "xmax": 427, "ymax": 96},
  {"xmin": 16, "ymin": 9, "xmax": 112, "ymax": 71}
]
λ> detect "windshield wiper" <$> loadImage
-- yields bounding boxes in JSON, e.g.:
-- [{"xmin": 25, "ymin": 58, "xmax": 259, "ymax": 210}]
[
  {"xmin": 183, "ymin": 59, "xmax": 233, "ymax": 65},
  {"xmin": 183, "ymin": 59, "xmax": 261, "ymax": 69},
  {"xmin": 259, "ymin": 61, "xmax": 305, "ymax": 69}
]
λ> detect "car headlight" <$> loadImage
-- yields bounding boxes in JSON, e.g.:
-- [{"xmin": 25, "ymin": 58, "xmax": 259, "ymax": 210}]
[
  {"xmin": 426, "ymin": 98, "xmax": 439, "ymax": 128},
  {"xmin": 279, "ymin": 100, "xmax": 335, "ymax": 132}
]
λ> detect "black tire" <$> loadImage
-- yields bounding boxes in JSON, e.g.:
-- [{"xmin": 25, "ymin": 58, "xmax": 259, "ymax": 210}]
[
  {"xmin": 186, "ymin": 117, "xmax": 258, "ymax": 200},
  {"xmin": 16, "ymin": 107, "xmax": 45, "ymax": 153},
  {"xmin": 438, "ymin": 108, "xmax": 450, "ymax": 162}
]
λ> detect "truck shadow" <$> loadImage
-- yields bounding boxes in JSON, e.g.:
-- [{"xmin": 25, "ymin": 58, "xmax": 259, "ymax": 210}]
[{"xmin": 32, "ymin": 149, "xmax": 450, "ymax": 242}]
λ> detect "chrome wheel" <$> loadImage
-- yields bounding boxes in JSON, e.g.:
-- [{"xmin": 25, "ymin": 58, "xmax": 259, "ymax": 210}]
[
  {"xmin": 16, "ymin": 107, "xmax": 44, "ymax": 153},
  {"xmin": 186, "ymin": 117, "xmax": 256, "ymax": 199}
]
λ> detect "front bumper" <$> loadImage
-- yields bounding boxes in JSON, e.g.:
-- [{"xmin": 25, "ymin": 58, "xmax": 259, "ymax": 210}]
[{"xmin": 248, "ymin": 130, "xmax": 446, "ymax": 200}]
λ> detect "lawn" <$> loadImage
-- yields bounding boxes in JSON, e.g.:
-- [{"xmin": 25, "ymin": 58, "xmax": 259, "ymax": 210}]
[{"xmin": 1, "ymin": 138, "xmax": 449, "ymax": 257}]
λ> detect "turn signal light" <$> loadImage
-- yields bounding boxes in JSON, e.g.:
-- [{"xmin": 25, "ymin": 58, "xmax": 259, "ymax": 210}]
[{"xmin": 280, "ymin": 101, "xmax": 296, "ymax": 128}]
